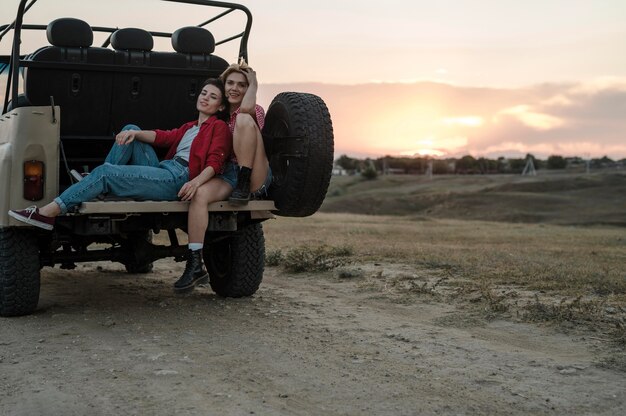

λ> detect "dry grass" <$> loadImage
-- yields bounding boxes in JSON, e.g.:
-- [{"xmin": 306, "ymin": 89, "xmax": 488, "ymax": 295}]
[
  {"xmin": 263, "ymin": 213, "xmax": 626, "ymax": 350},
  {"xmin": 264, "ymin": 172, "xmax": 626, "ymax": 364},
  {"xmin": 322, "ymin": 171, "xmax": 626, "ymax": 226},
  {"xmin": 264, "ymin": 213, "xmax": 626, "ymax": 299}
]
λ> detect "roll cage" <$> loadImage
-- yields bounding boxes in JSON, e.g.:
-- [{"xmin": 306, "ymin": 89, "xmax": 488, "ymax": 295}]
[{"xmin": 0, "ymin": 0, "xmax": 252, "ymax": 114}]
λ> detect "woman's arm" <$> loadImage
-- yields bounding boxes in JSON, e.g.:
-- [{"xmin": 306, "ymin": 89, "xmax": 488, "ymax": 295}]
[
  {"xmin": 239, "ymin": 68, "xmax": 258, "ymax": 115},
  {"xmin": 177, "ymin": 165, "xmax": 216, "ymax": 201},
  {"xmin": 202, "ymin": 122, "xmax": 232, "ymax": 179},
  {"xmin": 114, "ymin": 130, "xmax": 156, "ymax": 145}
]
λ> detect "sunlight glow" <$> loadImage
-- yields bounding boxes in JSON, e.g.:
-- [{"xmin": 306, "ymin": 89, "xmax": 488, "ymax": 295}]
[
  {"xmin": 400, "ymin": 148, "xmax": 446, "ymax": 157},
  {"xmin": 396, "ymin": 136, "xmax": 468, "ymax": 158},
  {"xmin": 441, "ymin": 116, "xmax": 483, "ymax": 127}
]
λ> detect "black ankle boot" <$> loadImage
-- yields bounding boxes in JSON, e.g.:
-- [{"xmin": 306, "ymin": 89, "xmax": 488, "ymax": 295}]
[
  {"xmin": 174, "ymin": 249, "xmax": 208, "ymax": 293},
  {"xmin": 229, "ymin": 166, "xmax": 252, "ymax": 206}
]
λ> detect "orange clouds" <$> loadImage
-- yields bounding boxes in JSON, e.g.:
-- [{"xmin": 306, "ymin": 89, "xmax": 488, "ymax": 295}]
[{"xmin": 258, "ymin": 78, "xmax": 626, "ymax": 159}]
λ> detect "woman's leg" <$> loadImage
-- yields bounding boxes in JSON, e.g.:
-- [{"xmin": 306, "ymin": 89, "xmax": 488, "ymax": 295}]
[
  {"xmin": 104, "ymin": 124, "xmax": 160, "ymax": 167},
  {"xmin": 230, "ymin": 113, "xmax": 269, "ymax": 204},
  {"xmin": 188, "ymin": 178, "xmax": 234, "ymax": 244},
  {"xmin": 50, "ymin": 161, "xmax": 187, "ymax": 215},
  {"xmin": 175, "ymin": 178, "xmax": 233, "ymax": 293}
]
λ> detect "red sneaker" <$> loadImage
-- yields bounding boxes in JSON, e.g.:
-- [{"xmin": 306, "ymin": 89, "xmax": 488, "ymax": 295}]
[{"xmin": 8, "ymin": 206, "xmax": 55, "ymax": 230}]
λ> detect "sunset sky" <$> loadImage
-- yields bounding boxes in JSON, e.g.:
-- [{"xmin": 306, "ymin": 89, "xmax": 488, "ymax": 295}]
[{"xmin": 3, "ymin": 0, "xmax": 626, "ymax": 159}]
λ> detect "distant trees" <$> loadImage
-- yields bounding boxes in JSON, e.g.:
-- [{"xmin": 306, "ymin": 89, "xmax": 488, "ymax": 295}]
[
  {"xmin": 455, "ymin": 155, "xmax": 477, "ymax": 173},
  {"xmin": 336, "ymin": 155, "xmax": 360, "ymax": 171},
  {"xmin": 334, "ymin": 153, "xmax": 623, "ymax": 176},
  {"xmin": 591, "ymin": 156, "xmax": 614, "ymax": 168},
  {"xmin": 547, "ymin": 155, "xmax": 567, "ymax": 169}
]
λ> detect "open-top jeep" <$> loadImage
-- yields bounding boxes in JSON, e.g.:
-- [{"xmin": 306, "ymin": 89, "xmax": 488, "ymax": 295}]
[{"xmin": 0, "ymin": 0, "xmax": 334, "ymax": 317}]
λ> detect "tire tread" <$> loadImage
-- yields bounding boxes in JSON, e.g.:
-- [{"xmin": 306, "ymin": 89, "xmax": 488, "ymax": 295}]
[{"xmin": 0, "ymin": 228, "xmax": 40, "ymax": 317}]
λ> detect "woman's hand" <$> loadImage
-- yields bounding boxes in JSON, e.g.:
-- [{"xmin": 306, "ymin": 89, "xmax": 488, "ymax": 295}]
[
  {"xmin": 178, "ymin": 178, "xmax": 202, "ymax": 201},
  {"xmin": 242, "ymin": 67, "xmax": 258, "ymax": 88},
  {"xmin": 115, "ymin": 130, "xmax": 138, "ymax": 145}
]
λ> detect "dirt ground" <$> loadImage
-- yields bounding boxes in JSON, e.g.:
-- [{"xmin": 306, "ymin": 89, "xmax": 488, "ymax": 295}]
[{"xmin": 1, "ymin": 258, "xmax": 624, "ymax": 416}]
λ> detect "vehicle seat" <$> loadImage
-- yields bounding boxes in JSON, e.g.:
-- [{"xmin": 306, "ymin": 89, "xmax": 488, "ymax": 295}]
[
  {"xmin": 171, "ymin": 26, "xmax": 228, "ymax": 70},
  {"xmin": 23, "ymin": 17, "xmax": 115, "ymax": 136},
  {"xmin": 109, "ymin": 28, "xmax": 159, "ymax": 132},
  {"xmin": 112, "ymin": 27, "xmax": 154, "ymax": 65},
  {"xmin": 146, "ymin": 26, "xmax": 229, "ymax": 130}
]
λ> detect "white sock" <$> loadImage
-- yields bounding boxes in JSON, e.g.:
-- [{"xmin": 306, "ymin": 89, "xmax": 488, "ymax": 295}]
[{"xmin": 189, "ymin": 243, "xmax": 203, "ymax": 251}]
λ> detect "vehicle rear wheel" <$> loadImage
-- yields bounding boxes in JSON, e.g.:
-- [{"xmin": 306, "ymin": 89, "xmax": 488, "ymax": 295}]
[
  {"xmin": 122, "ymin": 231, "xmax": 154, "ymax": 274},
  {"xmin": 0, "ymin": 227, "xmax": 40, "ymax": 317},
  {"xmin": 263, "ymin": 92, "xmax": 334, "ymax": 217},
  {"xmin": 203, "ymin": 223, "xmax": 265, "ymax": 297}
]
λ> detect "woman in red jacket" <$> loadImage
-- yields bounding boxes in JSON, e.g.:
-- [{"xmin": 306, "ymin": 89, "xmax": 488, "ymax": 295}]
[{"xmin": 9, "ymin": 78, "xmax": 234, "ymax": 292}]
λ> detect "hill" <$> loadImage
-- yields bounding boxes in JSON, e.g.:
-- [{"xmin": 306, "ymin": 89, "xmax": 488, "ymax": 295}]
[{"xmin": 320, "ymin": 170, "xmax": 626, "ymax": 226}]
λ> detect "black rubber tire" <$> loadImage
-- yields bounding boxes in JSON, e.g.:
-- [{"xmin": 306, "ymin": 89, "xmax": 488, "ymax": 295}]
[
  {"xmin": 124, "ymin": 261, "xmax": 153, "ymax": 274},
  {"xmin": 263, "ymin": 92, "xmax": 334, "ymax": 217},
  {"xmin": 203, "ymin": 223, "xmax": 265, "ymax": 297},
  {"xmin": 0, "ymin": 228, "xmax": 40, "ymax": 317},
  {"xmin": 123, "ymin": 231, "xmax": 154, "ymax": 274}
]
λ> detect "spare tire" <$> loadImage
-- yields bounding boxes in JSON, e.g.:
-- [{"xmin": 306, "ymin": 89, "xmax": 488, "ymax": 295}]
[{"xmin": 262, "ymin": 92, "xmax": 334, "ymax": 217}]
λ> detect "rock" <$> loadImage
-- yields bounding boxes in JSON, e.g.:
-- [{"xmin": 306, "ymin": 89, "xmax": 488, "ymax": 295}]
[{"xmin": 154, "ymin": 369, "xmax": 179, "ymax": 376}]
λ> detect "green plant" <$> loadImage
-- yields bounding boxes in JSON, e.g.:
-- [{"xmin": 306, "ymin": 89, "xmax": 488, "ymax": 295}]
[{"xmin": 361, "ymin": 165, "xmax": 378, "ymax": 180}]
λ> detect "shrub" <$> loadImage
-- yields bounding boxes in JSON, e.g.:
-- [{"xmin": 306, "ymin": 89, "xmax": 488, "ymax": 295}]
[
  {"xmin": 265, "ymin": 249, "xmax": 284, "ymax": 267},
  {"xmin": 361, "ymin": 166, "xmax": 378, "ymax": 180},
  {"xmin": 282, "ymin": 245, "xmax": 353, "ymax": 273}
]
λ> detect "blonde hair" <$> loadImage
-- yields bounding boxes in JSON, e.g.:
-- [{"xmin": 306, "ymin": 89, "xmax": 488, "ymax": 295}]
[{"xmin": 219, "ymin": 57, "xmax": 250, "ymax": 84}]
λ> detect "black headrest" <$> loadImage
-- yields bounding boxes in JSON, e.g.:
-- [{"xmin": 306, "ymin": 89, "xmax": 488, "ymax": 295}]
[
  {"xmin": 47, "ymin": 18, "xmax": 93, "ymax": 47},
  {"xmin": 111, "ymin": 28, "xmax": 154, "ymax": 51},
  {"xmin": 172, "ymin": 27, "xmax": 215, "ymax": 54}
]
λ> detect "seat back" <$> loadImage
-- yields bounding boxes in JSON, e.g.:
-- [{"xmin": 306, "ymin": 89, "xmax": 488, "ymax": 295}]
[
  {"xmin": 149, "ymin": 26, "xmax": 229, "ymax": 129},
  {"xmin": 24, "ymin": 18, "xmax": 115, "ymax": 136},
  {"xmin": 109, "ymin": 28, "xmax": 160, "ymax": 132}
]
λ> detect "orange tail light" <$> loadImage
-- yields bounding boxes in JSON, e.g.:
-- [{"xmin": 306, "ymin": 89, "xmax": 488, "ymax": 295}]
[{"xmin": 23, "ymin": 160, "xmax": 45, "ymax": 201}]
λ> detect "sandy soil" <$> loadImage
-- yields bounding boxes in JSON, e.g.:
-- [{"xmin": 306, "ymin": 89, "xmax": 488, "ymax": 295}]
[{"xmin": 1, "ymin": 259, "xmax": 625, "ymax": 416}]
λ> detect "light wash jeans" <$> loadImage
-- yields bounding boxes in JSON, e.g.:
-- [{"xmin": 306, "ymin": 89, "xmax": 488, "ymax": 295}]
[{"xmin": 54, "ymin": 125, "xmax": 189, "ymax": 214}]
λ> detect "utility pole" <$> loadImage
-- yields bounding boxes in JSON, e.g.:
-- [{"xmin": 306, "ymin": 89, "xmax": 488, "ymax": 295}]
[
  {"xmin": 425, "ymin": 160, "xmax": 433, "ymax": 179},
  {"xmin": 522, "ymin": 156, "xmax": 536, "ymax": 176}
]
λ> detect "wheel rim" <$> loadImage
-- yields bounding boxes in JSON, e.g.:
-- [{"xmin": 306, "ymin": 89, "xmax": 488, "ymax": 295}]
[
  {"xmin": 267, "ymin": 118, "xmax": 291, "ymax": 187},
  {"xmin": 205, "ymin": 240, "xmax": 232, "ymax": 283}
]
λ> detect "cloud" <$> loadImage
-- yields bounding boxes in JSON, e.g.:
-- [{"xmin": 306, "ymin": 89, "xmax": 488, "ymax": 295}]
[
  {"xmin": 567, "ymin": 76, "xmax": 626, "ymax": 96},
  {"xmin": 495, "ymin": 105, "xmax": 565, "ymax": 130}
]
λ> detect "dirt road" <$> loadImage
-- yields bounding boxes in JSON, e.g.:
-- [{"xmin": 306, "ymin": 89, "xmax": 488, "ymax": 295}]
[{"xmin": 1, "ymin": 260, "xmax": 624, "ymax": 415}]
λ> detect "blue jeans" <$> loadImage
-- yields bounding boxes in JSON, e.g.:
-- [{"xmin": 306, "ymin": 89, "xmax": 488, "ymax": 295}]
[
  {"xmin": 54, "ymin": 125, "xmax": 189, "ymax": 214},
  {"xmin": 216, "ymin": 161, "xmax": 238, "ymax": 189}
]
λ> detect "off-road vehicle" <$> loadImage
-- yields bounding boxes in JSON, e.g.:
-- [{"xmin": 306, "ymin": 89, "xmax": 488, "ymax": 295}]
[{"xmin": 0, "ymin": 0, "xmax": 334, "ymax": 317}]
